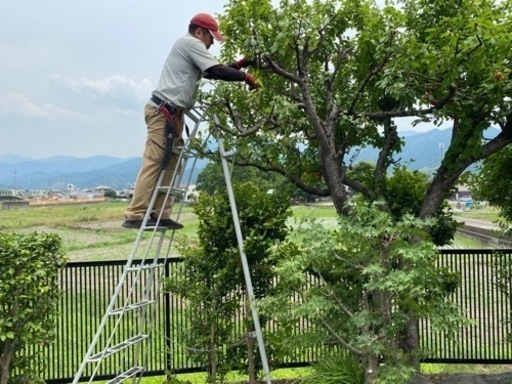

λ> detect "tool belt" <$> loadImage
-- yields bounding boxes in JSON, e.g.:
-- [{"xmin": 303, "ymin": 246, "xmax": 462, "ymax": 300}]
[
  {"xmin": 150, "ymin": 94, "xmax": 182, "ymax": 170},
  {"xmin": 151, "ymin": 94, "xmax": 181, "ymax": 120}
]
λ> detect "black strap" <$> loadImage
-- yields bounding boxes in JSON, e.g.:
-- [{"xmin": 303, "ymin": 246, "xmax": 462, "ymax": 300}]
[{"xmin": 161, "ymin": 119, "xmax": 176, "ymax": 170}]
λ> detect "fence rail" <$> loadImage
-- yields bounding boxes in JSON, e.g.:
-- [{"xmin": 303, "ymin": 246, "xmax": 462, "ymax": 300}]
[{"xmin": 30, "ymin": 250, "xmax": 512, "ymax": 383}]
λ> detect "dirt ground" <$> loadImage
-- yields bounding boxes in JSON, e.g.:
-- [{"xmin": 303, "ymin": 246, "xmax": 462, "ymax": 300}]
[
  {"xmin": 233, "ymin": 373, "xmax": 512, "ymax": 383},
  {"xmin": 411, "ymin": 373, "xmax": 512, "ymax": 384}
]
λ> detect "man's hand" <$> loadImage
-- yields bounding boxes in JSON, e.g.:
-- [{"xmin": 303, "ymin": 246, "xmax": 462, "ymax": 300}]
[
  {"xmin": 235, "ymin": 56, "xmax": 255, "ymax": 69},
  {"xmin": 245, "ymin": 73, "xmax": 262, "ymax": 91}
]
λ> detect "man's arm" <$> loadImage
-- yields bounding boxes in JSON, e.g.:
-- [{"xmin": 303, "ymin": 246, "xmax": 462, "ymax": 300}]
[
  {"xmin": 205, "ymin": 65, "xmax": 261, "ymax": 90},
  {"xmin": 204, "ymin": 65, "xmax": 246, "ymax": 81}
]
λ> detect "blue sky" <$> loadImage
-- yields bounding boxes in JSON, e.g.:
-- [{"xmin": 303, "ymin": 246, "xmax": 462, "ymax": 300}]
[{"xmin": 0, "ymin": 1, "xmax": 225, "ymax": 159}]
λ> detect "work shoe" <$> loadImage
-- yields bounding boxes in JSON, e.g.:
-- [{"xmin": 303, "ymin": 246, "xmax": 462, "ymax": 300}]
[
  {"xmin": 149, "ymin": 214, "xmax": 184, "ymax": 230},
  {"xmin": 122, "ymin": 219, "xmax": 144, "ymax": 229}
]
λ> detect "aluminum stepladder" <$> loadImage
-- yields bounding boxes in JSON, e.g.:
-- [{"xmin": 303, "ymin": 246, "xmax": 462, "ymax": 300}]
[
  {"xmin": 71, "ymin": 106, "xmax": 207, "ymax": 384},
  {"xmin": 71, "ymin": 106, "xmax": 272, "ymax": 384},
  {"xmin": 215, "ymin": 115, "xmax": 272, "ymax": 384}
]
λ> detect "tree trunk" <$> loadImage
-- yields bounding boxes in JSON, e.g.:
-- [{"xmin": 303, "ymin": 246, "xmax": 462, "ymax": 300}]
[
  {"xmin": 402, "ymin": 316, "xmax": 420, "ymax": 369},
  {"xmin": 208, "ymin": 321, "xmax": 217, "ymax": 381},
  {"xmin": 365, "ymin": 353, "xmax": 380, "ymax": 384},
  {"xmin": 0, "ymin": 340, "xmax": 13, "ymax": 384}
]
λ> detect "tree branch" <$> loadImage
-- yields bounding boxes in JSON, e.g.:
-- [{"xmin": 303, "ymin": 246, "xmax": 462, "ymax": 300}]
[
  {"xmin": 348, "ymin": 32, "xmax": 395, "ymax": 115},
  {"xmin": 263, "ymin": 56, "xmax": 302, "ymax": 84},
  {"xmin": 319, "ymin": 317, "xmax": 363, "ymax": 356}
]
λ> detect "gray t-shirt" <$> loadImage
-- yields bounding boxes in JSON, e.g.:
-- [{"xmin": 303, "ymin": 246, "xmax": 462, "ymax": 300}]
[{"xmin": 152, "ymin": 34, "xmax": 219, "ymax": 110}]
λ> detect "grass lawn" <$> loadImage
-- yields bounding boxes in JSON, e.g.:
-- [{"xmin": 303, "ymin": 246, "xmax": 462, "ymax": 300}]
[
  {"xmin": 456, "ymin": 205, "xmax": 502, "ymax": 222},
  {"xmin": 0, "ymin": 200, "xmax": 494, "ymax": 261}
]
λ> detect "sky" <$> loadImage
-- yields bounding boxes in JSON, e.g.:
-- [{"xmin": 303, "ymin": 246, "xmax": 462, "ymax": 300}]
[
  {"xmin": 0, "ymin": 0, "xmax": 439, "ymax": 160},
  {"xmin": 0, "ymin": 1, "xmax": 226, "ymax": 159}
]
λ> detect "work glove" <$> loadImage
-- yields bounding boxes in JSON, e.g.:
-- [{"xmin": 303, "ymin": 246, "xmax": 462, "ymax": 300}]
[
  {"xmin": 234, "ymin": 56, "xmax": 255, "ymax": 69},
  {"xmin": 245, "ymin": 73, "xmax": 262, "ymax": 91}
]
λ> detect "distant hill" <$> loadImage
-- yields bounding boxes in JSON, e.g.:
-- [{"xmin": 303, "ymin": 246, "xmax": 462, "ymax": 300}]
[
  {"xmin": 0, "ymin": 154, "xmax": 33, "ymax": 164},
  {"xmin": 0, "ymin": 126, "xmax": 501, "ymax": 190},
  {"xmin": 350, "ymin": 126, "xmax": 501, "ymax": 173},
  {"xmin": 0, "ymin": 154, "xmax": 208, "ymax": 190}
]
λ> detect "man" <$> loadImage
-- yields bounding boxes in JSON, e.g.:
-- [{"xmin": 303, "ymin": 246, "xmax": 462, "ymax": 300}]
[{"xmin": 123, "ymin": 13, "xmax": 260, "ymax": 229}]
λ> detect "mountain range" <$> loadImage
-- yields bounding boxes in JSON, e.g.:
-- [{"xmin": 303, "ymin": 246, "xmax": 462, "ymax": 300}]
[{"xmin": 0, "ymin": 127, "xmax": 500, "ymax": 191}]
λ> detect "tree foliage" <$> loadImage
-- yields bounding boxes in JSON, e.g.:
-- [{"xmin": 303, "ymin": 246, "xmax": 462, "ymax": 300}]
[
  {"xmin": 465, "ymin": 145, "xmax": 512, "ymax": 232},
  {"xmin": 196, "ymin": 161, "xmax": 293, "ymax": 197},
  {"xmin": 0, "ymin": 232, "xmax": 65, "ymax": 384},
  {"xmin": 201, "ymin": 0, "xmax": 512, "ymax": 219},
  {"xmin": 265, "ymin": 202, "xmax": 464, "ymax": 383},
  {"xmin": 165, "ymin": 182, "xmax": 291, "ymax": 383}
]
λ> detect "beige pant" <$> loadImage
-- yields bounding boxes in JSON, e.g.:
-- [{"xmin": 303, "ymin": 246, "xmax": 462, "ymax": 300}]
[{"xmin": 125, "ymin": 104, "xmax": 184, "ymax": 220}]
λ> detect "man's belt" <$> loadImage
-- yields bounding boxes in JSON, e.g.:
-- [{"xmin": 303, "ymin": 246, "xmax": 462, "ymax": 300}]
[{"xmin": 150, "ymin": 94, "xmax": 181, "ymax": 120}]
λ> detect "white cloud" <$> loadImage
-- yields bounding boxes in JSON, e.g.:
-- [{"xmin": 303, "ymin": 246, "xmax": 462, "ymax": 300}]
[
  {"xmin": 0, "ymin": 93, "xmax": 49, "ymax": 118},
  {"xmin": 0, "ymin": 93, "xmax": 82, "ymax": 120},
  {"xmin": 52, "ymin": 74, "xmax": 153, "ymax": 104}
]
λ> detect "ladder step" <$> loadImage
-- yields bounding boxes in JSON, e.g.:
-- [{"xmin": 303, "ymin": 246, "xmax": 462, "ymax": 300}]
[
  {"xmin": 126, "ymin": 264, "xmax": 163, "ymax": 272},
  {"xmin": 109, "ymin": 300, "xmax": 155, "ymax": 315},
  {"xmin": 142, "ymin": 224, "xmax": 167, "ymax": 232},
  {"xmin": 88, "ymin": 335, "xmax": 149, "ymax": 362},
  {"xmin": 172, "ymin": 147, "xmax": 193, "ymax": 159},
  {"xmin": 157, "ymin": 186, "xmax": 186, "ymax": 195},
  {"xmin": 106, "ymin": 366, "xmax": 144, "ymax": 384},
  {"xmin": 223, "ymin": 150, "xmax": 235, "ymax": 160}
]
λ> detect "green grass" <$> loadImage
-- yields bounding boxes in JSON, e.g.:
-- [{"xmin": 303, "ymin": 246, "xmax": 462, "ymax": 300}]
[
  {"xmin": 457, "ymin": 206, "xmax": 502, "ymax": 222},
  {"xmin": 134, "ymin": 367, "xmax": 311, "ymax": 384},
  {"xmin": 0, "ymin": 201, "xmax": 496, "ymax": 262},
  {"xmin": 291, "ymin": 205, "xmax": 339, "ymax": 219},
  {"xmin": 0, "ymin": 201, "xmax": 126, "ymax": 230},
  {"xmin": 421, "ymin": 363, "xmax": 512, "ymax": 375},
  {"xmin": 446, "ymin": 233, "xmax": 492, "ymax": 249}
]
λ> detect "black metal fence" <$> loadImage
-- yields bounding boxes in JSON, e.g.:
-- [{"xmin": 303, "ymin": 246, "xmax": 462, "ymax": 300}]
[{"xmin": 33, "ymin": 250, "xmax": 512, "ymax": 383}]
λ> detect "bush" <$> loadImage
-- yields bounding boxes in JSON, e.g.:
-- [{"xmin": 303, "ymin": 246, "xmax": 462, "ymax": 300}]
[
  {"xmin": 165, "ymin": 182, "xmax": 291, "ymax": 383},
  {"xmin": 302, "ymin": 353, "xmax": 364, "ymax": 384},
  {"xmin": 0, "ymin": 232, "xmax": 66, "ymax": 384}
]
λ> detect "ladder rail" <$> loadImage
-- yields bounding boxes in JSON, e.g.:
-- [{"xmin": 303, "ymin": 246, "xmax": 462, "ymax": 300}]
[
  {"xmin": 72, "ymin": 106, "xmax": 207, "ymax": 384},
  {"xmin": 217, "ymin": 133, "xmax": 273, "ymax": 384}
]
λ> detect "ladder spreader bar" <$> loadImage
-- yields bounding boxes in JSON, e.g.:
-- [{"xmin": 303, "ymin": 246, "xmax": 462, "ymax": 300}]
[
  {"xmin": 87, "ymin": 335, "xmax": 148, "ymax": 362},
  {"xmin": 106, "ymin": 366, "xmax": 144, "ymax": 384},
  {"xmin": 109, "ymin": 300, "xmax": 155, "ymax": 315}
]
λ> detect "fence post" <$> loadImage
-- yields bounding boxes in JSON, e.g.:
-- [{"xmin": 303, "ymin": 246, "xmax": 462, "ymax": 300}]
[{"xmin": 164, "ymin": 260, "xmax": 172, "ymax": 380}]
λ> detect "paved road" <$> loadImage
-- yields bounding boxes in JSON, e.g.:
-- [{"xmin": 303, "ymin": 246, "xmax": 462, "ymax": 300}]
[
  {"xmin": 454, "ymin": 216, "xmax": 500, "ymax": 232},
  {"xmin": 411, "ymin": 372, "xmax": 512, "ymax": 383}
]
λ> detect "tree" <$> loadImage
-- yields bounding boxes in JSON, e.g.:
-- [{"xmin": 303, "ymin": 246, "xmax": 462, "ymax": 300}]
[
  {"xmin": 166, "ymin": 182, "xmax": 291, "ymax": 383},
  {"xmin": 267, "ymin": 202, "xmax": 464, "ymax": 383},
  {"xmin": 465, "ymin": 145, "xmax": 512, "ymax": 234},
  {"xmin": 198, "ymin": 0, "xmax": 512, "ymax": 380},
  {"xmin": 196, "ymin": 161, "xmax": 294, "ymax": 197},
  {"xmin": 0, "ymin": 232, "xmax": 65, "ymax": 384}
]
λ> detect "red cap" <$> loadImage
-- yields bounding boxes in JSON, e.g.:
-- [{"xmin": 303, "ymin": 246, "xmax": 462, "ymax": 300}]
[{"xmin": 190, "ymin": 13, "xmax": 224, "ymax": 42}]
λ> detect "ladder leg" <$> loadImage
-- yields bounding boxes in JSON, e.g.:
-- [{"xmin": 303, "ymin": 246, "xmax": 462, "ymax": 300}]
[
  {"xmin": 71, "ymin": 106, "xmax": 207, "ymax": 384},
  {"xmin": 218, "ymin": 137, "xmax": 273, "ymax": 384}
]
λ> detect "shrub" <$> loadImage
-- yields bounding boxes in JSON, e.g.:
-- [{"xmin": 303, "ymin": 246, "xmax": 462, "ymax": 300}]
[
  {"xmin": 165, "ymin": 182, "xmax": 291, "ymax": 383},
  {"xmin": 0, "ymin": 232, "xmax": 66, "ymax": 384}
]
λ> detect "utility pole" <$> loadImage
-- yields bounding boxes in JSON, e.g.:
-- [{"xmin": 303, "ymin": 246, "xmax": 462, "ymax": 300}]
[{"xmin": 13, "ymin": 169, "xmax": 17, "ymax": 196}]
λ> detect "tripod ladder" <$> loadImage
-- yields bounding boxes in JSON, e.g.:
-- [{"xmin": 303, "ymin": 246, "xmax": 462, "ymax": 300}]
[{"xmin": 71, "ymin": 106, "xmax": 272, "ymax": 384}]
